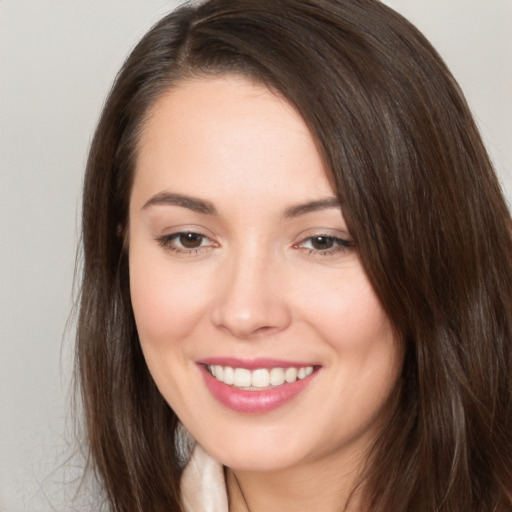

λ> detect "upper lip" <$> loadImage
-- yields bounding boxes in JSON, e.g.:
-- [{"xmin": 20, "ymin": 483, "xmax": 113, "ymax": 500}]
[{"xmin": 197, "ymin": 357, "xmax": 319, "ymax": 370}]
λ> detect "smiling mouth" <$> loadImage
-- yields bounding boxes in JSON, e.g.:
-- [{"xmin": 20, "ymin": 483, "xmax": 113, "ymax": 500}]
[{"xmin": 206, "ymin": 364, "xmax": 315, "ymax": 390}]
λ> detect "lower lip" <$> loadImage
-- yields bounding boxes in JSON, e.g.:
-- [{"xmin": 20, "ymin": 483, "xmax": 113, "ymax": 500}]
[{"xmin": 199, "ymin": 365, "xmax": 317, "ymax": 413}]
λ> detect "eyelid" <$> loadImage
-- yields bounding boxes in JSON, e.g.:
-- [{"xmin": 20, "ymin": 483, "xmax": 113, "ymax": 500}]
[
  {"xmin": 292, "ymin": 227, "xmax": 352, "ymax": 244},
  {"xmin": 155, "ymin": 226, "xmax": 219, "ymax": 255},
  {"xmin": 292, "ymin": 230, "xmax": 354, "ymax": 256},
  {"xmin": 155, "ymin": 224, "xmax": 217, "ymax": 241}
]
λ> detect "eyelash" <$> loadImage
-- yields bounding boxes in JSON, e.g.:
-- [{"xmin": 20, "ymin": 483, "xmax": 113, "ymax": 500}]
[
  {"xmin": 293, "ymin": 234, "xmax": 354, "ymax": 256},
  {"xmin": 156, "ymin": 232, "xmax": 354, "ymax": 257},
  {"xmin": 156, "ymin": 232, "xmax": 217, "ymax": 255}
]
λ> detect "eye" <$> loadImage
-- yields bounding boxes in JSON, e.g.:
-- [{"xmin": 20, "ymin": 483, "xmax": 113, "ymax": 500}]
[
  {"xmin": 294, "ymin": 234, "xmax": 354, "ymax": 256},
  {"xmin": 306, "ymin": 235, "xmax": 336, "ymax": 250},
  {"xmin": 156, "ymin": 231, "xmax": 218, "ymax": 254},
  {"xmin": 175, "ymin": 232, "xmax": 206, "ymax": 249}
]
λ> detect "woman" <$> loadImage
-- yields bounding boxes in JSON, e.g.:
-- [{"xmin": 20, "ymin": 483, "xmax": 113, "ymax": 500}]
[{"xmin": 77, "ymin": 0, "xmax": 512, "ymax": 510}]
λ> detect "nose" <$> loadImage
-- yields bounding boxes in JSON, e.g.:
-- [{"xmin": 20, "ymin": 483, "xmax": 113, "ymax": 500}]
[{"xmin": 211, "ymin": 250, "xmax": 292, "ymax": 340}]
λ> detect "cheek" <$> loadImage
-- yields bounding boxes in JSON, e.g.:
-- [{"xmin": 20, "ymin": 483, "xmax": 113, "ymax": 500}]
[
  {"xmin": 330, "ymin": 281, "xmax": 399, "ymax": 378},
  {"xmin": 298, "ymin": 267, "xmax": 401, "ymax": 399},
  {"xmin": 298, "ymin": 265, "xmax": 392, "ymax": 350},
  {"xmin": 129, "ymin": 248, "xmax": 211, "ymax": 346}
]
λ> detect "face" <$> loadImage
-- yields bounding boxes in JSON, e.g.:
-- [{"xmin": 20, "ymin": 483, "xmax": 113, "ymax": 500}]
[{"xmin": 129, "ymin": 75, "xmax": 403, "ymax": 474}]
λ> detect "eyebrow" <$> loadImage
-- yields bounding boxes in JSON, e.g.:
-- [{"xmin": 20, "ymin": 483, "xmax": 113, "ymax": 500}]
[
  {"xmin": 142, "ymin": 192, "xmax": 218, "ymax": 215},
  {"xmin": 283, "ymin": 197, "xmax": 341, "ymax": 218},
  {"xmin": 142, "ymin": 191, "xmax": 340, "ymax": 218}
]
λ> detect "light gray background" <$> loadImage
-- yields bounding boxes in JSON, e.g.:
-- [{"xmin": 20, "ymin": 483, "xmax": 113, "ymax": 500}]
[{"xmin": 1, "ymin": 1, "xmax": 511, "ymax": 511}]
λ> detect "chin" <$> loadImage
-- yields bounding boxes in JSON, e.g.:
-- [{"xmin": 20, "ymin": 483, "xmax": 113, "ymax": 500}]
[
  {"xmin": 212, "ymin": 447, "xmax": 299, "ymax": 473},
  {"xmin": 192, "ymin": 423, "xmax": 308, "ymax": 472}
]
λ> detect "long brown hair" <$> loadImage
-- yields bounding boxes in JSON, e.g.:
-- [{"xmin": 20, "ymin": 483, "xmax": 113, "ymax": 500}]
[{"xmin": 77, "ymin": 0, "xmax": 512, "ymax": 510}]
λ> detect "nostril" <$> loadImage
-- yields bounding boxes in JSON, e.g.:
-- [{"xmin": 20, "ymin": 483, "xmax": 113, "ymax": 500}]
[
  {"xmin": 215, "ymin": 322, "xmax": 280, "ymax": 340},
  {"xmin": 253, "ymin": 325, "xmax": 278, "ymax": 335}
]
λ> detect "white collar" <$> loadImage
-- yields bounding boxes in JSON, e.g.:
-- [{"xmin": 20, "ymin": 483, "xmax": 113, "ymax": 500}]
[{"xmin": 181, "ymin": 443, "xmax": 229, "ymax": 512}]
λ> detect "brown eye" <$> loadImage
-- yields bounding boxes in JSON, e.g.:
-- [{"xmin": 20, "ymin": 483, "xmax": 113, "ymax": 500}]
[
  {"xmin": 294, "ymin": 233, "xmax": 354, "ymax": 256},
  {"xmin": 310, "ymin": 236, "xmax": 335, "ymax": 250},
  {"xmin": 179, "ymin": 232, "xmax": 204, "ymax": 248},
  {"xmin": 157, "ymin": 231, "xmax": 217, "ymax": 254}
]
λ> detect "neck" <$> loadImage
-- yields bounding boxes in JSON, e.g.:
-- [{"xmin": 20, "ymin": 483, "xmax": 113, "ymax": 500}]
[{"xmin": 225, "ymin": 449, "xmax": 366, "ymax": 512}]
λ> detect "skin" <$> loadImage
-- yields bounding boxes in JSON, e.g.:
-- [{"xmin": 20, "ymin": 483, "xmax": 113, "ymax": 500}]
[{"xmin": 128, "ymin": 75, "xmax": 403, "ymax": 511}]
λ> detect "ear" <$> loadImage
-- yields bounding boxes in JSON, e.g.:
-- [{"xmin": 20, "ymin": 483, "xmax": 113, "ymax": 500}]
[{"xmin": 117, "ymin": 222, "xmax": 130, "ymax": 251}]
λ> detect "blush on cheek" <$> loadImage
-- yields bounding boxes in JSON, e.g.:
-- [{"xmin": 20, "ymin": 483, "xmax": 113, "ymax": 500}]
[
  {"xmin": 132, "ymin": 287, "xmax": 187, "ymax": 346},
  {"xmin": 301, "ymin": 276, "xmax": 388, "ymax": 351},
  {"xmin": 129, "ymin": 257, "xmax": 213, "ymax": 347}
]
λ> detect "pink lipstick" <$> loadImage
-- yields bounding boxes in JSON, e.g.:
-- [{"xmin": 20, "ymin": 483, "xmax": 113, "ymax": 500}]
[{"xmin": 197, "ymin": 358, "xmax": 319, "ymax": 413}]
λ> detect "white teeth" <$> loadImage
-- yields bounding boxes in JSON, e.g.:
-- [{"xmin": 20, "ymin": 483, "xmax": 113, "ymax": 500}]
[
  {"xmin": 252, "ymin": 369, "xmax": 270, "ymax": 388},
  {"xmin": 234, "ymin": 368, "xmax": 251, "ymax": 387},
  {"xmin": 207, "ymin": 364, "xmax": 315, "ymax": 389},
  {"xmin": 284, "ymin": 367, "xmax": 298, "ymax": 383},
  {"xmin": 269, "ymin": 367, "xmax": 285, "ymax": 386},
  {"xmin": 223, "ymin": 366, "xmax": 234, "ymax": 385}
]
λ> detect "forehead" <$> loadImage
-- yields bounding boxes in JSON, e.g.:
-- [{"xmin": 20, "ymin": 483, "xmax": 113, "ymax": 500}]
[{"xmin": 132, "ymin": 75, "xmax": 333, "ymax": 211}]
